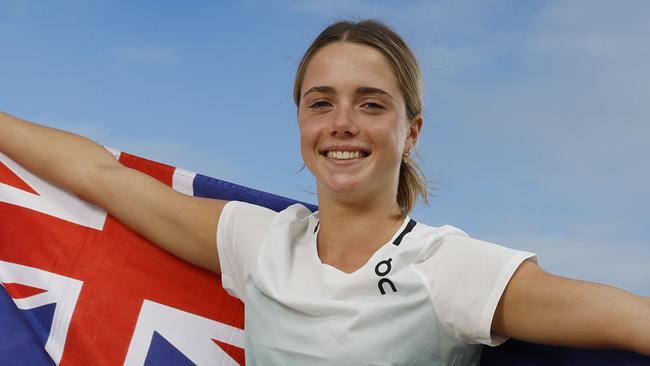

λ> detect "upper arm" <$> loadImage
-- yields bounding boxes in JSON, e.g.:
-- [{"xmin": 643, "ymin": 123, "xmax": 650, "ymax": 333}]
[
  {"xmin": 92, "ymin": 163, "xmax": 227, "ymax": 274},
  {"xmin": 492, "ymin": 260, "xmax": 649, "ymax": 352}
]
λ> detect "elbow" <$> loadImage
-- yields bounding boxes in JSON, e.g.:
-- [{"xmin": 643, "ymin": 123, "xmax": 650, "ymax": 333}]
[{"xmin": 75, "ymin": 158, "xmax": 121, "ymax": 208}]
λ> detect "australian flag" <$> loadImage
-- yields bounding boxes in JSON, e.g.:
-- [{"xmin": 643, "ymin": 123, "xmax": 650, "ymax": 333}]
[{"xmin": 0, "ymin": 148, "xmax": 314, "ymax": 365}]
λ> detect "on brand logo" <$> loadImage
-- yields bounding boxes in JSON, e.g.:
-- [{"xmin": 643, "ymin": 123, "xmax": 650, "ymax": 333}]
[{"xmin": 375, "ymin": 258, "xmax": 397, "ymax": 295}]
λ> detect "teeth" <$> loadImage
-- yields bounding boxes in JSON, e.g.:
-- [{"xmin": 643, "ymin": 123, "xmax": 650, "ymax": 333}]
[{"xmin": 326, "ymin": 151, "xmax": 364, "ymax": 160}]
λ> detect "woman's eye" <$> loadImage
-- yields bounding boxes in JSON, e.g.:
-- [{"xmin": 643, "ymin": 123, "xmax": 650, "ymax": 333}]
[
  {"xmin": 309, "ymin": 100, "xmax": 331, "ymax": 109},
  {"xmin": 362, "ymin": 102, "xmax": 385, "ymax": 110}
]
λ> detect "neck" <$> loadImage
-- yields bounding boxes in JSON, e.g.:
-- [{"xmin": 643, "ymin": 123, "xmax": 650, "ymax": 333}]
[{"xmin": 315, "ymin": 190, "xmax": 406, "ymax": 273}]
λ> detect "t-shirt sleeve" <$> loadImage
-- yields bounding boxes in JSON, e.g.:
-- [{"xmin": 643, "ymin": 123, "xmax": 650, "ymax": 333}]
[
  {"xmin": 412, "ymin": 226, "xmax": 537, "ymax": 346},
  {"xmin": 217, "ymin": 200, "xmax": 277, "ymax": 300}
]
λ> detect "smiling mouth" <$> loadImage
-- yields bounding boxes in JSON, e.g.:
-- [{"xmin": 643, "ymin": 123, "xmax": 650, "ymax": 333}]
[{"xmin": 324, "ymin": 150, "xmax": 370, "ymax": 160}]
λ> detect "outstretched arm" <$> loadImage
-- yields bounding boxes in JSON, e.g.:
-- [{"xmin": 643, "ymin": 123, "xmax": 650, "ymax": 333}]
[
  {"xmin": 492, "ymin": 260, "xmax": 650, "ymax": 355},
  {"xmin": 0, "ymin": 111, "xmax": 226, "ymax": 273}
]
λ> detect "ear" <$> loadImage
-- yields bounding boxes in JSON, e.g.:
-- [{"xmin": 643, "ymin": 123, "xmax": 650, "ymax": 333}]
[{"xmin": 405, "ymin": 114, "xmax": 423, "ymax": 151}]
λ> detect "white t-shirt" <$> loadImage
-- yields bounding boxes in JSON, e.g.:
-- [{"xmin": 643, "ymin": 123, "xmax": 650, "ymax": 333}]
[{"xmin": 217, "ymin": 201, "xmax": 537, "ymax": 366}]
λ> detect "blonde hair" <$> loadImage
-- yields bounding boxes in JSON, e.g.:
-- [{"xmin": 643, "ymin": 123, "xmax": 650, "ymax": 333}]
[{"xmin": 294, "ymin": 20, "xmax": 429, "ymax": 217}]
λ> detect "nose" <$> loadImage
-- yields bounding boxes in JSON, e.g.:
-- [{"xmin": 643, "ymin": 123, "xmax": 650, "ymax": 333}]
[{"xmin": 329, "ymin": 105, "xmax": 359, "ymax": 137}]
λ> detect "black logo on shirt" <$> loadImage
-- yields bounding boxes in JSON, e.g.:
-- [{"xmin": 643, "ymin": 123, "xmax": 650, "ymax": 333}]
[{"xmin": 375, "ymin": 258, "xmax": 397, "ymax": 295}]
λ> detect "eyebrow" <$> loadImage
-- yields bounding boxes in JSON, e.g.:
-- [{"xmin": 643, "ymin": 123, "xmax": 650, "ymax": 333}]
[{"xmin": 302, "ymin": 85, "xmax": 395, "ymax": 100}]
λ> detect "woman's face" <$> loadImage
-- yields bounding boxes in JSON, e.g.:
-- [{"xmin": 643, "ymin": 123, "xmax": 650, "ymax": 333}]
[{"xmin": 298, "ymin": 41, "xmax": 421, "ymax": 203}]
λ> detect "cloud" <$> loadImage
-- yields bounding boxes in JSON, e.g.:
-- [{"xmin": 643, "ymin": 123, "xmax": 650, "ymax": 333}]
[{"xmin": 113, "ymin": 45, "xmax": 179, "ymax": 65}]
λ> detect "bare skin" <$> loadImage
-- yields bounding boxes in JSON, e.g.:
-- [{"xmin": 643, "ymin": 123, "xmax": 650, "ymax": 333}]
[
  {"xmin": 494, "ymin": 261, "xmax": 650, "ymax": 355},
  {"xmin": 1, "ymin": 40, "xmax": 649, "ymax": 356},
  {"xmin": 0, "ymin": 111, "xmax": 226, "ymax": 273},
  {"xmin": 297, "ymin": 42, "xmax": 421, "ymax": 273}
]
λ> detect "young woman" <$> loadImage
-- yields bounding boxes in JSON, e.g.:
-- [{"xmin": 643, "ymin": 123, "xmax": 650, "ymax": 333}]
[{"xmin": 1, "ymin": 20, "xmax": 649, "ymax": 365}]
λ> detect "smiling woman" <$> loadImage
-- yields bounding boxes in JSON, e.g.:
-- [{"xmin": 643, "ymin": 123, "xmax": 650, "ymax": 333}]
[
  {"xmin": 298, "ymin": 42, "xmax": 415, "ymax": 212},
  {"xmin": 294, "ymin": 20, "xmax": 428, "ymax": 219},
  {"xmin": 1, "ymin": 18, "xmax": 649, "ymax": 366}
]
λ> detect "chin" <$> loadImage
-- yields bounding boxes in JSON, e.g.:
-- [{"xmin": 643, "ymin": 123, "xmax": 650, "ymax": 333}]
[{"xmin": 320, "ymin": 176, "xmax": 369, "ymax": 196}]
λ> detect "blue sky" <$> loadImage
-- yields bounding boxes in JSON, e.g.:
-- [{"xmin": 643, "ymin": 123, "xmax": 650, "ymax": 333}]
[{"xmin": 2, "ymin": 0, "xmax": 648, "ymax": 295}]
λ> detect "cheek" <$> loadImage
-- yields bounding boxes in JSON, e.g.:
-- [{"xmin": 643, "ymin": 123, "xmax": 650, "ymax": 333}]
[
  {"xmin": 298, "ymin": 122, "xmax": 318, "ymax": 158},
  {"xmin": 368, "ymin": 125, "xmax": 403, "ymax": 155}
]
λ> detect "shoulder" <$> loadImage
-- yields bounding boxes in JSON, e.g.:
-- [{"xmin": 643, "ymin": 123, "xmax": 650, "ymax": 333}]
[
  {"xmin": 222, "ymin": 201, "xmax": 314, "ymax": 224},
  {"xmin": 220, "ymin": 201, "xmax": 317, "ymax": 245},
  {"xmin": 407, "ymin": 222, "xmax": 537, "ymax": 345},
  {"xmin": 220, "ymin": 200, "xmax": 278, "ymax": 228},
  {"xmin": 253, "ymin": 202, "xmax": 318, "ymax": 241},
  {"xmin": 405, "ymin": 222, "xmax": 469, "ymax": 262},
  {"xmin": 411, "ymin": 222, "xmax": 536, "ymax": 273},
  {"xmin": 275, "ymin": 203, "xmax": 316, "ymax": 222},
  {"xmin": 408, "ymin": 222, "xmax": 468, "ymax": 241}
]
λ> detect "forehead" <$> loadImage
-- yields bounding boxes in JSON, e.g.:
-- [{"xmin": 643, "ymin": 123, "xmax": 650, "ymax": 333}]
[{"xmin": 301, "ymin": 42, "xmax": 400, "ymax": 97}]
